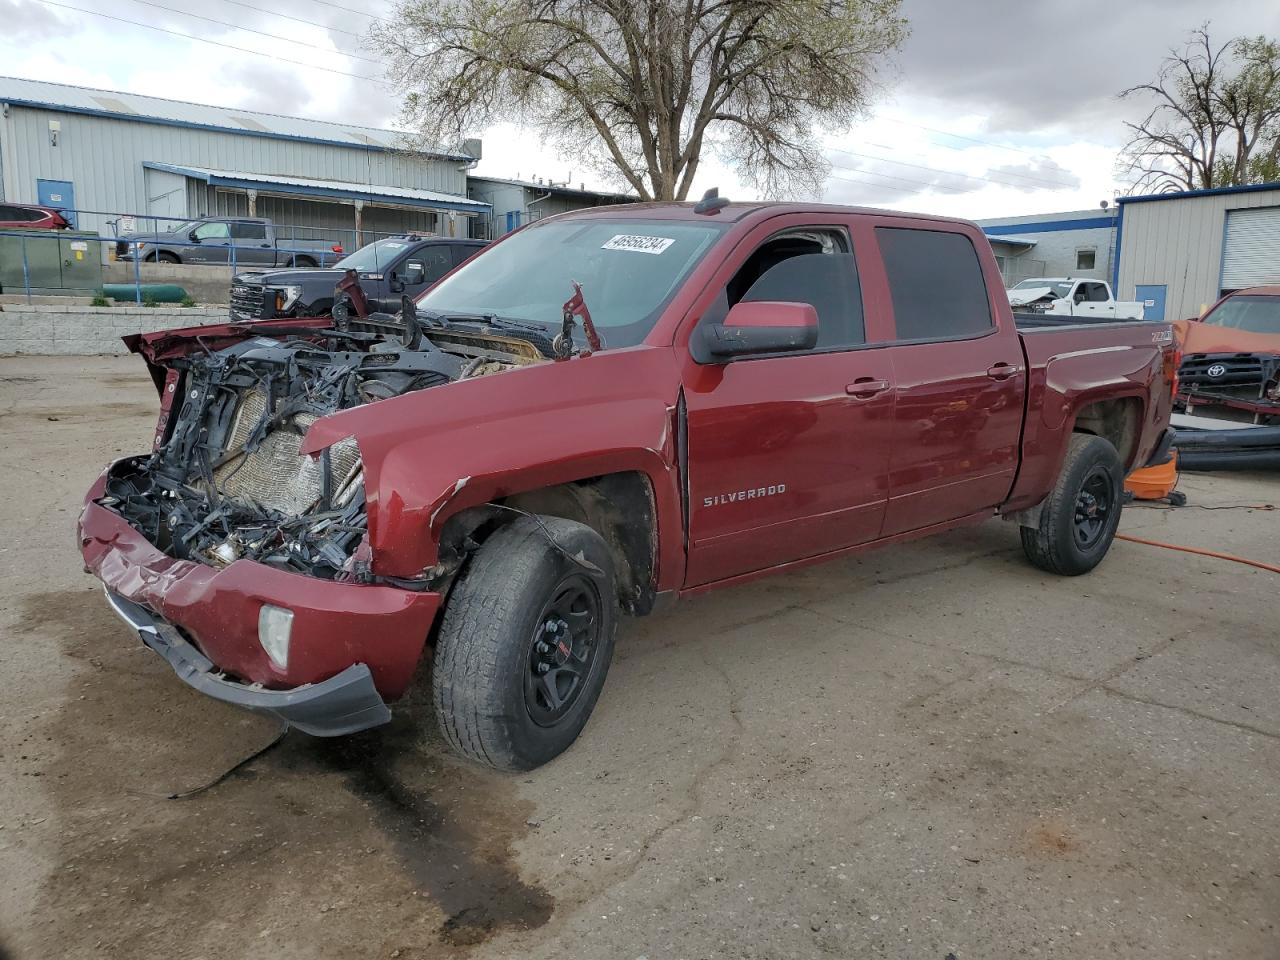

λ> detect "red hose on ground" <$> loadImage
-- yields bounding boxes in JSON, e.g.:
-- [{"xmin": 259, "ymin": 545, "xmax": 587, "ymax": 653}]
[{"xmin": 1116, "ymin": 533, "xmax": 1280, "ymax": 574}]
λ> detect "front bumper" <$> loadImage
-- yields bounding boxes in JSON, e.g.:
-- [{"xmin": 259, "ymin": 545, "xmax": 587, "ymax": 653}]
[
  {"xmin": 79, "ymin": 465, "xmax": 443, "ymax": 729},
  {"xmin": 106, "ymin": 591, "xmax": 391, "ymax": 736},
  {"xmin": 1169, "ymin": 414, "xmax": 1280, "ymax": 471}
]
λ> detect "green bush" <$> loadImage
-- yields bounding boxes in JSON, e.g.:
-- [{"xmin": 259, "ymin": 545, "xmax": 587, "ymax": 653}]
[
  {"xmin": 90, "ymin": 293, "xmax": 110, "ymax": 307},
  {"xmin": 180, "ymin": 295, "xmax": 197, "ymax": 308},
  {"xmin": 143, "ymin": 295, "xmax": 159, "ymax": 308}
]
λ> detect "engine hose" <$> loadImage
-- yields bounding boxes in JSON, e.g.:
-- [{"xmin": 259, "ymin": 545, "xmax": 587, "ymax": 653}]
[{"xmin": 1116, "ymin": 533, "xmax": 1280, "ymax": 574}]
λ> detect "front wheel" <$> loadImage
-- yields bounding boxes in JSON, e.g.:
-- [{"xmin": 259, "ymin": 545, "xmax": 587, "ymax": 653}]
[
  {"xmin": 1020, "ymin": 433, "xmax": 1124, "ymax": 576},
  {"xmin": 432, "ymin": 516, "xmax": 618, "ymax": 770}
]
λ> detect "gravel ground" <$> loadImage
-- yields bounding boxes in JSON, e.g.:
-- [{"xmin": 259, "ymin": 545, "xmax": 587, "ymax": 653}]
[{"xmin": 1, "ymin": 355, "xmax": 1277, "ymax": 960}]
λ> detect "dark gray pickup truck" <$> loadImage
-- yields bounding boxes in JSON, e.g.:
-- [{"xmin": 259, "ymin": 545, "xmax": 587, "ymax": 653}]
[
  {"xmin": 116, "ymin": 217, "xmax": 339, "ymax": 267},
  {"xmin": 229, "ymin": 235, "xmax": 486, "ymax": 322}
]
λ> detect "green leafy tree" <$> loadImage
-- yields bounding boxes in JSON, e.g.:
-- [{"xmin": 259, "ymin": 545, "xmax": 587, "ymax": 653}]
[
  {"xmin": 372, "ymin": 0, "xmax": 907, "ymax": 200},
  {"xmin": 1120, "ymin": 26, "xmax": 1280, "ymax": 193}
]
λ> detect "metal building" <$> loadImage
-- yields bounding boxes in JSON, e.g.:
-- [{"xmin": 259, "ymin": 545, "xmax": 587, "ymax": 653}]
[
  {"xmin": 1114, "ymin": 182, "xmax": 1280, "ymax": 322},
  {"xmin": 976, "ymin": 208, "xmax": 1120, "ymax": 287},
  {"xmin": 467, "ymin": 176, "xmax": 634, "ymax": 237},
  {"xmin": 0, "ymin": 76, "xmax": 489, "ymax": 245}
]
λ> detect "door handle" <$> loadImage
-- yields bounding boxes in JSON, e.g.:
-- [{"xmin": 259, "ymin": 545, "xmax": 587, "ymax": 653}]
[
  {"xmin": 846, "ymin": 377, "xmax": 890, "ymax": 398},
  {"xmin": 986, "ymin": 362, "xmax": 1020, "ymax": 381}
]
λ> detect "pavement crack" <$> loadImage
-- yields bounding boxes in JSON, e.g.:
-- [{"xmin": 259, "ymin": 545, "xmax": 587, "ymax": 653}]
[
  {"xmin": 1097, "ymin": 685, "xmax": 1280, "ymax": 741},
  {"xmin": 1045, "ymin": 633, "xmax": 1183, "ymax": 714}
]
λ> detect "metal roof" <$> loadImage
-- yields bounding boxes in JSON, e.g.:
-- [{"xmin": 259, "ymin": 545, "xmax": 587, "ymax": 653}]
[
  {"xmin": 1117, "ymin": 180, "xmax": 1280, "ymax": 205},
  {"xmin": 143, "ymin": 162, "xmax": 490, "ymax": 214},
  {"xmin": 468, "ymin": 175, "xmax": 634, "ymax": 201},
  {"xmin": 984, "ymin": 233, "xmax": 1039, "ymax": 247},
  {"xmin": 0, "ymin": 76, "xmax": 470, "ymax": 160}
]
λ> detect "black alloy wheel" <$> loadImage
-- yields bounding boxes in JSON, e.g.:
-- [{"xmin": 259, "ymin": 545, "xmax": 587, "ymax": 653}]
[{"xmin": 524, "ymin": 575, "xmax": 603, "ymax": 727}]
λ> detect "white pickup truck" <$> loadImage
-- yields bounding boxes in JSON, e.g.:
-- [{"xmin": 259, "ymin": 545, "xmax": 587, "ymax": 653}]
[{"xmin": 1007, "ymin": 278, "xmax": 1145, "ymax": 320}]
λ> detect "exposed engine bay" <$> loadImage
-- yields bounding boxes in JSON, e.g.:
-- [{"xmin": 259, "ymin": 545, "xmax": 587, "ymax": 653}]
[{"xmin": 99, "ymin": 311, "xmax": 549, "ymax": 581}]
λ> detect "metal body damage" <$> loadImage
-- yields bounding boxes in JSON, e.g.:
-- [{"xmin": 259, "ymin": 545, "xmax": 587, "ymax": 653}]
[{"xmin": 104, "ymin": 314, "xmax": 544, "ymax": 583}]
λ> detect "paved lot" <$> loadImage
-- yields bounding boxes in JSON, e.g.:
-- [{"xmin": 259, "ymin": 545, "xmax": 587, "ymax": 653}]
[{"xmin": 1, "ymin": 355, "xmax": 1277, "ymax": 960}]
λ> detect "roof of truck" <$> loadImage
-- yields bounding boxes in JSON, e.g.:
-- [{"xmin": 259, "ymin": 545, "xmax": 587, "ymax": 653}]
[{"xmin": 554, "ymin": 199, "xmax": 982, "ymax": 228}]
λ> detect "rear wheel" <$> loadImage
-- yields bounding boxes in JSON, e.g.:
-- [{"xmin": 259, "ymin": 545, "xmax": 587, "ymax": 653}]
[
  {"xmin": 1020, "ymin": 433, "xmax": 1124, "ymax": 576},
  {"xmin": 290, "ymin": 255, "xmax": 317, "ymax": 268},
  {"xmin": 151, "ymin": 252, "xmax": 180, "ymax": 264},
  {"xmin": 432, "ymin": 516, "xmax": 618, "ymax": 770}
]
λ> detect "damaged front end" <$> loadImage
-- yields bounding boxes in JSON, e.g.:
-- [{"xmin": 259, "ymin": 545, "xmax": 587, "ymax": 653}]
[{"xmin": 102, "ymin": 314, "xmax": 549, "ymax": 582}]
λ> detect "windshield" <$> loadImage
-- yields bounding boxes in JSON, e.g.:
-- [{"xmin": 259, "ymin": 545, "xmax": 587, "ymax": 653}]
[
  {"xmin": 335, "ymin": 238, "xmax": 415, "ymax": 273},
  {"xmin": 1012, "ymin": 279, "xmax": 1072, "ymax": 298},
  {"xmin": 1202, "ymin": 295, "xmax": 1280, "ymax": 334},
  {"xmin": 418, "ymin": 219, "xmax": 726, "ymax": 348}
]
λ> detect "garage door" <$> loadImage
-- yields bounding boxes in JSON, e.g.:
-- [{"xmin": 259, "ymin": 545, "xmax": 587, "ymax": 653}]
[{"xmin": 1221, "ymin": 206, "xmax": 1280, "ymax": 289}]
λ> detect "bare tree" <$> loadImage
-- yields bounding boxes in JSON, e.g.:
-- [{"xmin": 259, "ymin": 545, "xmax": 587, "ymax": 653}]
[
  {"xmin": 371, "ymin": 0, "xmax": 907, "ymax": 201},
  {"xmin": 1119, "ymin": 25, "xmax": 1280, "ymax": 194}
]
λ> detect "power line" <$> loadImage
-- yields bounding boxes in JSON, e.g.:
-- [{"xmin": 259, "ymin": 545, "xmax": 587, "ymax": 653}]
[
  {"xmin": 293, "ymin": 0, "xmax": 388, "ymax": 21},
  {"xmin": 211, "ymin": 0, "xmax": 367, "ymax": 39},
  {"xmin": 120, "ymin": 0, "xmax": 382, "ymax": 63},
  {"xmin": 36, "ymin": 0, "xmax": 384, "ymax": 82},
  {"xmin": 855, "ymin": 141, "xmax": 1078, "ymax": 189},
  {"xmin": 825, "ymin": 164, "xmax": 972, "ymax": 196},
  {"xmin": 828, "ymin": 146, "xmax": 1077, "ymax": 192},
  {"xmin": 881, "ymin": 116, "xmax": 1052, "ymax": 159}
]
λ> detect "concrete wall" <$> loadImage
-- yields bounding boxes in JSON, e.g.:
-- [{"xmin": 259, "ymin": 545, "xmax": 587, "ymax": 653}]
[
  {"xmin": 1115, "ymin": 185, "xmax": 1280, "ymax": 320},
  {"xmin": 102, "ymin": 261, "xmax": 234, "ymax": 304},
  {"xmin": 0, "ymin": 304, "xmax": 227, "ymax": 355}
]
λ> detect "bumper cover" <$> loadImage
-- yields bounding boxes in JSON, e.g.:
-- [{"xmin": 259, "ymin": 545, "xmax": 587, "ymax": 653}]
[
  {"xmin": 106, "ymin": 590, "xmax": 390, "ymax": 736},
  {"xmin": 79, "ymin": 464, "xmax": 443, "ymax": 707}
]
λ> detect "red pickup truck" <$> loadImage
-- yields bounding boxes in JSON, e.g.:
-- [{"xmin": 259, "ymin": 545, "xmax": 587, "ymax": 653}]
[{"xmin": 79, "ymin": 199, "xmax": 1176, "ymax": 770}]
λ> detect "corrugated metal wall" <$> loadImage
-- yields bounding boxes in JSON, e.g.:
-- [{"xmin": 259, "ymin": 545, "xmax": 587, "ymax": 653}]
[
  {"xmin": 1116, "ymin": 188, "xmax": 1280, "ymax": 319},
  {"xmin": 0, "ymin": 104, "xmax": 467, "ymax": 237}
]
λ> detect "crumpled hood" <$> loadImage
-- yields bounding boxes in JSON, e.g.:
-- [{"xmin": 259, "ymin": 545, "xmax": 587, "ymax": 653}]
[
  {"xmin": 1008, "ymin": 287, "xmax": 1056, "ymax": 306},
  {"xmin": 1174, "ymin": 318, "xmax": 1280, "ymax": 356}
]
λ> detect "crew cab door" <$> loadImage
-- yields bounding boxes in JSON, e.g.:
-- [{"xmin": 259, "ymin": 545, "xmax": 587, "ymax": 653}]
[
  {"xmin": 868, "ymin": 222, "xmax": 1026, "ymax": 536},
  {"xmin": 680, "ymin": 216, "xmax": 895, "ymax": 586},
  {"xmin": 232, "ymin": 220, "xmax": 274, "ymax": 266}
]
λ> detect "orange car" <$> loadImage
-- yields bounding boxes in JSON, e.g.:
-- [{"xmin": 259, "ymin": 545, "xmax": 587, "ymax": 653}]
[{"xmin": 1171, "ymin": 287, "xmax": 1280, "ymax": 469}]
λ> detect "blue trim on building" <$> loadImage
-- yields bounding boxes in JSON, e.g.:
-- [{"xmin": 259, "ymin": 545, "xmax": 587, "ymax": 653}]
[
  {"xmin": 1117, "ymin": 180, "xmax": 1280, "ymax": 205},
  {"xmin": 983, "ymin": 216, "xmax": 1115, "ymax": 236},
  {"xmin": 143, "ymin": 162, "xmax": 489, "ymax": 213},
  {"xmin": 1, "ymin": 96, "xmax": 472, "ymax": 161},
  {"xmin": 1111, "ymin": 202, "xmax": 1124, "ymax": 290}
]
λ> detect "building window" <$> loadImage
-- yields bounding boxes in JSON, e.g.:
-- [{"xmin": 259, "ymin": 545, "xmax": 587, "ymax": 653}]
[{"xmin": 1076, "ymin": 248, "xmax": 1096, "ymax": 271}]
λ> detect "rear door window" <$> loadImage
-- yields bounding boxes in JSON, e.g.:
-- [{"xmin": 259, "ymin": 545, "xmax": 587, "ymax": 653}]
[
  {"xmin": 230, "ymin": 221, "xmax": 268, "ymax": 240},
  {"xmin": 876, "ymin": 228, "xmax": 993, "ymax": 341},
  {"xmin": 419, "ymin": 246, "xmax": 453, "ymax": 282}
]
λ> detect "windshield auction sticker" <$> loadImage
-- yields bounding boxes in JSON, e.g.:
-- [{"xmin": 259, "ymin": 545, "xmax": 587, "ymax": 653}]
[{"xmin": 602, "ymin": 234, "xmax": 675, "ymax": 255}]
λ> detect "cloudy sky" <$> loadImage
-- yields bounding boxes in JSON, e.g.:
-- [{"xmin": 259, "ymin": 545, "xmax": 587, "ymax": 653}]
[{"xmin": 2, "ymin": 0, "xmax": 1278, "ymax": 218}]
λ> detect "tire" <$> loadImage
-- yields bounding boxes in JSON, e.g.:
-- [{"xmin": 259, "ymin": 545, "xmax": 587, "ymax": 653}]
[
  {"xmin": 291, "ymin": 256, "xmax": 317, "ymax": 268},
  {"xmin": 1020, "ymin": 433, "xmax": 1124, "ymax": 576},
  {"xmin": 432, "ymin": 516, "xmax": 618, "ymax": 770},
  {"xmin": 152, "ymin": 251, "xmax": 180, "ymax": 264}
]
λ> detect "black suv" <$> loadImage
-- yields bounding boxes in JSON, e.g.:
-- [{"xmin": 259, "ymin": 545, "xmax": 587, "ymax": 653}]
[{"xmin": 229, "ymin": 236, "xmax": 487, "ymax": 322}]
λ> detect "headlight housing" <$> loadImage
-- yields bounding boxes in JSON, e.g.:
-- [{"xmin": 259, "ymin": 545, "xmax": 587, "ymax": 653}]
[{"xmin": 276, "ymin": 284, "xmax": 303, "ymax": 313}]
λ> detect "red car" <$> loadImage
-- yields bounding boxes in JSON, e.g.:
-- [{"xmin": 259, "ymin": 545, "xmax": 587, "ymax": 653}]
[
  {"xmin": 0, "ymin": 202, "xmax": 70, "ymax": 230},
  {"xmin": 79, "ymin": 197, "xmax": 1176, "ymax": 769}
]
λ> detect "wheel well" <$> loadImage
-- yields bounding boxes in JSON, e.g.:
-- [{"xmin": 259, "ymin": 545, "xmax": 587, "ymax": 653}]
[
  {"xmin": 1072, "ymin": 397, "xmax": 1142, "ymax": 468},
  {"xmin": 292, "ymin": 256, "xmax": 317, "ymax": 267},
  {"xmin": 438, "ymin": 472, "xmax": 659, "ymax": 615}
]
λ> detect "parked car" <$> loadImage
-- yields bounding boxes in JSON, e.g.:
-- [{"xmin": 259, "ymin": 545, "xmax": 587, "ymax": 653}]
[
  {"xmin": 1170, "ymin": 286, "xmax": 1280, "ymax": 470},
  {"xmin": 0, "ymin": 202, "xmax": 70, "ymax": 230},
  {"xmin": 115, "ymin": 217, "xmax": 339, "ymax": 267},
  {"xmin": 80, "ymin": 199, "xmax": 1175, "ymax": 771},
  {"xmin": 229, "ymin": 235, "xmax": 487, "ymax": 322},
  {"xmin": 1008, "ymin": 278, "xmax": 1145, "ymax": 320}
]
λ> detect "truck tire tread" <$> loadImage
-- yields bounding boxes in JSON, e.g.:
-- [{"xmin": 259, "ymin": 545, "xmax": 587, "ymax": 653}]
[
  {"xmin": 1020, "ymin": 433, "xmax": 1123, "ymax": 576},
  {"xmin": 431, "ymin": 516, "xmax": 617, "ymax": 770}
]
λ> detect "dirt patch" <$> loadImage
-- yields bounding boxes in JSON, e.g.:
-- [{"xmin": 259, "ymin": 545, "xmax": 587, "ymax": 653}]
[
  {"xmin": 1025, "ymin": 821, "xmax": 1078, "ymax": 857},
  {"xmin": 18, "ymin": 402, "xmax": 154, "ymax": 422},
  {"xmin": 16, "ymin": 588, "xmax": 552, "ymax": 958}
]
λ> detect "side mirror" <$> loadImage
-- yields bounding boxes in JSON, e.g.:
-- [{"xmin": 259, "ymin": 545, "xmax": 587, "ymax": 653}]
[
  {"xmin": 699, "ymin": 301, "xmax": 818, "ymax": 362},
  {"xmin": 388, "ymin": 272, "xmax": 405, "ymax": 293},
  {"xmin": 188, "ymin": 231, "xmax": 201, "ymax": 242},
  {"xmin": 403, "ymin": 260, "xmax": 426, "ymax": 286}
]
